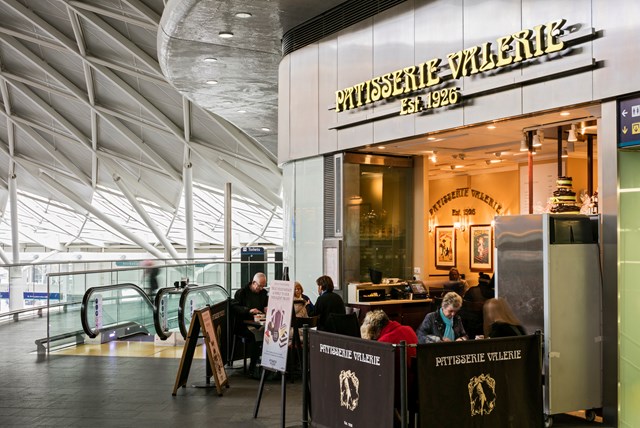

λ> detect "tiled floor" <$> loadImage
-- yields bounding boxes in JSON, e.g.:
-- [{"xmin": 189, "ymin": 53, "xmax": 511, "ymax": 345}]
[
  {"xmin": 0, "ymin": 312, "xmax": 608, "ymax": 427},
  {"xmin": 0, "ymin": 314, "xmax": 303, "ymax": 427}
]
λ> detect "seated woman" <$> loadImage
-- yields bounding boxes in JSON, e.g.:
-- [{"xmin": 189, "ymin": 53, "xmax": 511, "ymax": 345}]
[
  {"xmin": 444, "ymin": 267, "xmax": 469, "ymax": 296},
  {"xmin": 416, "ymin": 292, "xmax": 468, "ymax": 343},
  {"xmin": 293, "ymin": 281, "xmax": 314, "ymax": 317},
  {"xmin": 482, "ymin": 298, "xmax": 526, "ymax": 338},
  {"xmin": 360, "ymin": 309, "xmax": 417, "ymax": 359},
  {"xmin": 361, "ymin": 310, "xmax": 418, "ymax": 421}
]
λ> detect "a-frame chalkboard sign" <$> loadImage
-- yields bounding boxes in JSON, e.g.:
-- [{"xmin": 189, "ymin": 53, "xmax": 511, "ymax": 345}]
[{"xmin": 172, "ymin": 306, "xmax": 228, "ymax": 396}]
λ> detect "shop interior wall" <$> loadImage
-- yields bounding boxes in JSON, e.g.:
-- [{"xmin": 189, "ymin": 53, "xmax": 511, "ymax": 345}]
[{"xmin": 427, "ymin": 169, "xmax": 519, "ymax": 283}]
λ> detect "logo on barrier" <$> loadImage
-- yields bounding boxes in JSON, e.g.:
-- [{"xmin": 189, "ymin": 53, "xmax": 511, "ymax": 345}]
[
  {"xmin": 468, "ymin": 374, "xmax": 496, "ymax": 416},
  {"xmin": 339, "ymin": 370, "xmax": 360, "ymax": 411}
]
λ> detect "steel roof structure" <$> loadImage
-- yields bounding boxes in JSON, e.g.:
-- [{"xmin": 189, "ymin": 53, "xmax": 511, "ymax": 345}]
[{"xmin": 0, "ymin": 0, "xmax": 344, "ymax": 260}]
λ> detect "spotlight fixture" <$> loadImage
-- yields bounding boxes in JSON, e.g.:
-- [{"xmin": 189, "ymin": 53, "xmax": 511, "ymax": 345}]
[
  {"xmin": 261, "ymin": 127, "xmax": 270, "ymax": 132},
  {"xmin": 235, "ymin": 12, "xmax": 252, "ymax": 18},
  {"xmin": 562, "ymin": 148, "xmax": 569, "ymax": 158},
  {"xmin": 560, "ymin": 111, "xmax": 570, "ymax": 116},
  {"xmin": 378, "ymin": 146, "xmax": 386, "ymax": 150},
  {"xmin": 486, "ymin": 159, "xmax": 503, "ymax": 165},
  {"xmin": 487, "ymin": 124, "xmax": 496, "ymax": 130},
  {"xmin": 532, "ymin": 129, "xmax": 543, "ymax": 147},
  {"xmin": 206, "ymin": 80, "xmax": 218, "ymax": 85},
  {"xmin": 520, "ymin": 134, "xmax": 528, "ymax": 151},
  {"xmin": 429, "ymin": 151, "xmax": 438, "ymax": 163},
  {"xmin": 203, "ymin": 57, "xmax": 218, "ymax": 62},
  {"xmin": 567, "ymin": 124, "xmax": 578, "ymax": 142},
  {"xmin": 237, "ymin": 109, "xmax": 246, "ymax": 113},
  {"xmin": 218, "ymin": 31, "xmax": 234, "ymax": 38}
]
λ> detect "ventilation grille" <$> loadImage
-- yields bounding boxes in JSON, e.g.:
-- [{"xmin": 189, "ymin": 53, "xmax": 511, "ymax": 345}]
[
  {"xmin": 324, "ymin": 155, "xmax": 343, "ymax": 238},
  {"xmin": 282, "ymin": 0, "xmax": 407, "ymax": 56}
]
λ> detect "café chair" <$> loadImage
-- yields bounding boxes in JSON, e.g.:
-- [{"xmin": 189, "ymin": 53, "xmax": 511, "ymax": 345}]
[{"xmin": 325, "ymin": 312, "xmax": 360, "ymax": 337}]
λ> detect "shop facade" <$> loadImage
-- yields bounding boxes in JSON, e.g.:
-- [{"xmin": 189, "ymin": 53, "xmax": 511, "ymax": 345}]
[{"xmin": 279, "ymin": 1, "xmax": 640, "ymax": 425}]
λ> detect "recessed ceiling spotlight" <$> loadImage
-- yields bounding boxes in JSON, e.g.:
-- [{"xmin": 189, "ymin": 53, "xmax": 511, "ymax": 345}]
[
  {"xmin": 235, "ymin": 12, "xmax": 252, "ymax": 18},
  {"xmin": 487, "ymin": 124, "xmax": 496, "ymax": 130},
  {"xmin": 237, "ymin": 109, "xmax": 247, "ymax": 113},
  {"xmin": 427, "ymin": 137, "xmax": 436, "ymax": 141},
  {"xmin": 261, "ymin": 127, "xmax": 270, "ymax": 132},
  {"xmin": 560, "ymin": 111, "xmax": 570, "ymax": 116},
  {"xmin": 219, "ymin": 31, "xmax": 234, "ymax": 38},
  {"xmin": 378, "ymin": 146, "xmax": 386, "ymax": 150},
  {"xmin": 203, "ymin": 57, "xmax": 218, "ymax": 62},
  {"xmin": 206, "ymin": 80, "xmax": 218, "ymax": 85}
]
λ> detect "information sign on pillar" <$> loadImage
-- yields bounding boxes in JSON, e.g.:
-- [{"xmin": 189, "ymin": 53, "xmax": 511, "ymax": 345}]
[{"xmin": 618, "ymin": 97, "xmax": 640, "ymax": 148}]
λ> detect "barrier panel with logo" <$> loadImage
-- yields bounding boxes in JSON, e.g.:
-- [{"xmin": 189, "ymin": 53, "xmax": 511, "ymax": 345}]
[
  {"xmin": 309, "ymin": 330, "xmax": 395, "ymax": 428},
  {"xmin": 417, "ymin": 335, "xmax": 542, "ymax": 428}
]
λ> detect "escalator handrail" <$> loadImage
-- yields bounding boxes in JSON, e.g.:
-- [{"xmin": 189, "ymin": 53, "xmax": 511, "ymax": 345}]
[
  {"xmin": 177, "ymin": 283, "xmax": 229, "ymax": 339},
  {"xmin": 81, "ymin": 283, "xmax": 154, "ymax": 338},
  {"xmin": 153, "ymin": 286, "xmax": 184, "ymax": 340}
]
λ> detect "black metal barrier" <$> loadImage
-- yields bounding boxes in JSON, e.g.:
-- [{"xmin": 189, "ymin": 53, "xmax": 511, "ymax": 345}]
[{"xmin": 302, "ymin": 328, "xmax": 543, "ymax": 428}]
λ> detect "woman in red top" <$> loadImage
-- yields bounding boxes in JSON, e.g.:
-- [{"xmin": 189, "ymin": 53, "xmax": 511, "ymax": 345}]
[{"xmin": 360, "ymin": 310, "xmax": 417, "ymax": 360}]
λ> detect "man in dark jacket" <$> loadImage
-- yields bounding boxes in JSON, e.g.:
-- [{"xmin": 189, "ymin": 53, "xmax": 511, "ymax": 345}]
[
  {"xmin": 231, "ymin": 272, "xmax": 268, "ymax": 377},
  {"xmin": 309, "ymin": 275, "xmax": 345, "ymax": 331}
]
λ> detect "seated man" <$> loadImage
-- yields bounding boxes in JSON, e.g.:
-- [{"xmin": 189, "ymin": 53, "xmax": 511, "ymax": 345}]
[{"xmin": 231, "ymin": 272, "xmax": 268, "ymax": 378}]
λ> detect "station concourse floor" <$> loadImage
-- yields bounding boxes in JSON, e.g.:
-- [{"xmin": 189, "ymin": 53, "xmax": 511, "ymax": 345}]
[{"xmin": 0, "ymin": 313, "xmax": 608, "ymax": 428}]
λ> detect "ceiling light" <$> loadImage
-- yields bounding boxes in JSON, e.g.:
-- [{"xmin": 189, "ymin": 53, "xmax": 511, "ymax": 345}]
[
  {"xmin": 235, "ymin": 12, "xmax": 252, "ymax": 18},
  {"xmin": 458, "ymin": 154, "xmax": 466, "ymax": 160},
  {"xmin": 427, "ymin": 137, "xmax": 437, "ymax": 141},
  {"xmin": 567, "ymin": 124, "xmax": 578, "ymax": 142},
  {"xmin": 378, "ymin": 146, "xmax": 386, "ymax": 150},
  {"xmin": 520, "ymin": 134, "xmax": 528, "ymax": 151},
  {"xmin": 453, "ymin": 165, "xmax": 464, "ymax": 169},
  {"xmin": 487, "ymin": 124, "xmax": 496, "ymax": 130},
  {"xmin": 261, "ymin": 127, "xmax": 270, "ymax": 132},
  {"xmin": 206, "ymin": 80, "xmax": 218, "ymax": 85},
  {"xmin": 567, "ymin": 141, "xmax": 575, "ymax": 152},
  {"xmin": 532, "ymin": 130, "xmax": 543, "ymax": 147},
  {"xmin": 494, "ymin": 152, "xmax": 502, "ymax": 157},
  {"xmin": 486, "ymin": 159, "xmax": 503, "ymax": 165},
  {"xmin": 219, "ymin": 31, "xmax": 234, "ymax": 38},
  {"xmin": 237, "ymin": 109, "xmax": 246, "ymax": 113},
  {"xmin": 429, "ymin": 153, "xmax": 437, "ymax": 163},
  {"xmin": 203, "ymin": 57, "xmax": 218, "ymax": 62},
  {"xmin": 562, "ymin": 148, "xmax": 569, "ymax": 158},
  {"xmin": 560, "ymin": 111, "xmax": 570, "ymax": 116}
]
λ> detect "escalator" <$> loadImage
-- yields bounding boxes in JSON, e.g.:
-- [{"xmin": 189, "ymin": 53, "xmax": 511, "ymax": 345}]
[{"xmin": 81, "ymin": 283, "xmax": 230, "ymax": 355}]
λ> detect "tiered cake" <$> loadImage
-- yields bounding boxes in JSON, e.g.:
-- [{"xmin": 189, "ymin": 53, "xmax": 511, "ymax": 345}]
[{"xmin": 550, "ymin": 176, "xmax": 580, "ymax": 214}]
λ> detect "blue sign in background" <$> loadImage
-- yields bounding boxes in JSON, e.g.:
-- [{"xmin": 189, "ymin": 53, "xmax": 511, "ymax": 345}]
[{"xmin": 618, "ymin": 97, "xmax": 640, "ymax": 148}]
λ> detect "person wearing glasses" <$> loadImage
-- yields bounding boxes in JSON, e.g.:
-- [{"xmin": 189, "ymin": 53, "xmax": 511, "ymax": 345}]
[{"xmin": 231, "ymin": 272, "xmax": 269, "ymax": 378}]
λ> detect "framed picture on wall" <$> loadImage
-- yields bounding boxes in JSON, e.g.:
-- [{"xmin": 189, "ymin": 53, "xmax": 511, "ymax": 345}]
[
  {"xmin": 469, "ymin": 224, "xmax": 493, "ymax": 272},
  {"xmin": 435, "ymin": 226, "xmax": 456, "ymax": 270}
]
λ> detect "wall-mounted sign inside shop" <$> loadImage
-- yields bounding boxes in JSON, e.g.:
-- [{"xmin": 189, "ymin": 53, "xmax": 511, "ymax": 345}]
[
  {"xmin": 335, "ymin": 19, "xmax": 568, "ymax": 117},
  {"xmin": 429, "ymin": 188, "xmax": 504, "ymax": 215}
]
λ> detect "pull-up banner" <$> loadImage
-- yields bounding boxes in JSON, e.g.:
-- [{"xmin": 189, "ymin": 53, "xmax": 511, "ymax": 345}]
[
  {"xmin": 309, "ymin": 331, "xmax": 395, "ymax": 428},
  {"xmin": 417, "ymin": 335, "xmax": 542, "ymax": 428}
]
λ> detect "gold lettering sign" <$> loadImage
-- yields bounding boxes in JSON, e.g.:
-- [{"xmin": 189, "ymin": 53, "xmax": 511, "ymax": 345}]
[
  {"xmin": 429, "ymin": 188, "xmax": 503, "ymax": 215},
  {"xmin": 335, "ymin": 19, "xmax": 567, "ymax": 114}
]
